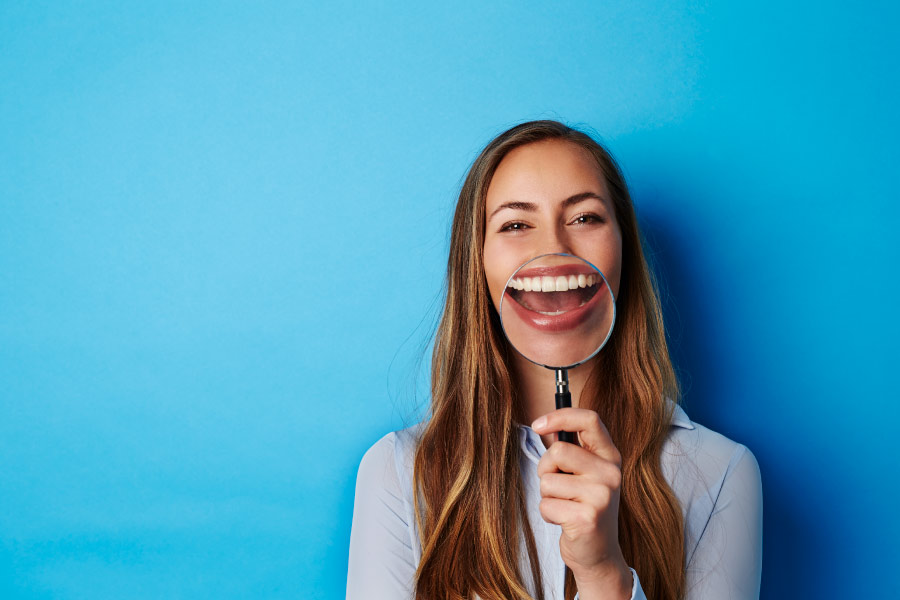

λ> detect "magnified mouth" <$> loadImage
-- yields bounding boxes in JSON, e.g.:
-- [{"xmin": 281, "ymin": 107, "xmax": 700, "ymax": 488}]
[{"xmin": 506, "ymin": 266, "xmax": 600, "ymax": 315}]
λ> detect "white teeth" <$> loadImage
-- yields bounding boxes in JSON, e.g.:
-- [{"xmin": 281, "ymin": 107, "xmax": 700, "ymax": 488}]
[{"xmin": 506, "ymin": 273, "xmax": 599, "ymax": 291}]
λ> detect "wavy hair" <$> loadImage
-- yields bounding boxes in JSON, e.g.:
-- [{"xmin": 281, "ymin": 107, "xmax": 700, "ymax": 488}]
[{"xmin": 412, "ymin": 121, "xmax": 685, "ymax": 600}]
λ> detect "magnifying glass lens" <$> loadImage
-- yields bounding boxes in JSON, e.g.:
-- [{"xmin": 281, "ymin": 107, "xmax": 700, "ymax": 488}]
[{"xmin": 499, "ymin": 253, "xmax": 615, "ymax": 370}]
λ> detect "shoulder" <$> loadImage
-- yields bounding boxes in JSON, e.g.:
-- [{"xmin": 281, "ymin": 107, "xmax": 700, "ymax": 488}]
[
  {"xmin": 661, "ymin": 403, "xmax": 763, "ymax": 561},
  {"xmin": 356, "ymin": 431, "xmax": 398, "ymax": 490},
  {"xmin": 355, "ymin": 423, "xmax": 425, "ymax": 500},
  {"xmin": 663, "ymin": 403, "xmax": 760, "ymax": 483},
  {"xmin": 662, "ymin": 402, "xmax": 762, "ymax": 499}
]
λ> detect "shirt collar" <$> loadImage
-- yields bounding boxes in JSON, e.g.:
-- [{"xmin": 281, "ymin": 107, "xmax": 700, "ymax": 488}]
[{"xmin": 670, "ymin": 400, "xmax": 695, "ymax": 430}]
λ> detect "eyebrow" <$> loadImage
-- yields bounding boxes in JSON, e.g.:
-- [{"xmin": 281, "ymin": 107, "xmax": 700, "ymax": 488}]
[{"xmin": 488, "ymin": 192, "xmax": 608, "ymax": 221}]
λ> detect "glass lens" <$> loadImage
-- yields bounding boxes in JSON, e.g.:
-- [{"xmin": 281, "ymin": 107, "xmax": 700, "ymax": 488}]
[{"xmin": 498, "ymin": 253, "xmax": 615, "ymax": 369}]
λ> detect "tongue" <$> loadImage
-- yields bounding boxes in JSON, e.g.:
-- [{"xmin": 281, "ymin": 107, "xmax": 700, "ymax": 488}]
[{"xmin": 515, "ymin": 288, "xmax": 590, "ymax": 313}]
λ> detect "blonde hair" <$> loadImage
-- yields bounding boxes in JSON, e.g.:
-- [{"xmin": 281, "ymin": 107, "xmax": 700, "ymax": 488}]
[{"xmin": 413, "ymin": 121, "xmax": 685, "ymax": 600}]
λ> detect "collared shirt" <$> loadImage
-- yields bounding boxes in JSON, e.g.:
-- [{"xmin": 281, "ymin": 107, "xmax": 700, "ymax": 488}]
[{"xmin": 347, "ymin": 403, "xmax": 763, "ymax": 599}]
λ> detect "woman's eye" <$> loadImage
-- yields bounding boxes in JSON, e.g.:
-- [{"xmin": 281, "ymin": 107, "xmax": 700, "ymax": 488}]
[
  {"xmin": 570, "ymin": 213, "xmax": 604, "ymax": 225},
  {"xmin": 500, "ymin": 221, "xmax": 530, "ymax": 232}
]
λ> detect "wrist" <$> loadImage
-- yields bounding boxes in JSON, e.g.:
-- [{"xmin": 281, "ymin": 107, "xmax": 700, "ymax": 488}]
[{"xmin": 571, "ymin": 558, "xmax": 632, "ymax": 600}]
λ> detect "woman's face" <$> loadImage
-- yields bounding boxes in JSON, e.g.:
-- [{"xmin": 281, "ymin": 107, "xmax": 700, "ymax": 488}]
[{"xmin": 483, "ymin": 139, "xmax": 623, "ymax": 317}]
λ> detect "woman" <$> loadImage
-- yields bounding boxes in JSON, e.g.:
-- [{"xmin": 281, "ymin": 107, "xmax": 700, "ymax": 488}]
[{"xmin": 347, "ymin": 121, "xmax": 763, "ymax": 600}]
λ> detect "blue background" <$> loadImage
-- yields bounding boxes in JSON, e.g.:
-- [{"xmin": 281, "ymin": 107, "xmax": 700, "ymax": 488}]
[{"xmin": 2, "ymin": 2, "xmax": 898, "ymax": 598}]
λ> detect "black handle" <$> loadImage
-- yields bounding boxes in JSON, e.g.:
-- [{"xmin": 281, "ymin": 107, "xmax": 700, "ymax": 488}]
[{"xmin": 555, "ymin": 390, "xmax": 577, "ymax": 444}]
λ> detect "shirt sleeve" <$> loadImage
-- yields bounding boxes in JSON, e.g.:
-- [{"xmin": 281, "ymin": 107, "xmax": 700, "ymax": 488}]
[
  {"xmin": 685, "ymin": 445, "xmax": 764, "ymax": 599},
  {"xmin": 573, "ymin": 567, "xmax": 647, "ymax": 600},
  {"xmin": 346, "ymin": 433, "xmax": 417, "ymax": 600},
  {"xmin": 573, "ymin": 566, "xmax": 648, "ymax": 600}
]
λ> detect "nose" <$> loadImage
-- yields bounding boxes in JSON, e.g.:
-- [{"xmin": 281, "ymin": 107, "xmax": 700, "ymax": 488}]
[{"xmin": 536, "ymin": 224, "xmax": 575, "ymax": 256}]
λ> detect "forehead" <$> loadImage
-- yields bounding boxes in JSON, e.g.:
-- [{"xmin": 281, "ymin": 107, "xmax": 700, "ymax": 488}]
[{"xmin": 486, "ymin": 139, "xmax": 609, "ymax": 208}]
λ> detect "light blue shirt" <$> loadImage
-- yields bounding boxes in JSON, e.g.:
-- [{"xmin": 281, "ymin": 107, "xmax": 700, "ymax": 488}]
[{"xmin": 347, "ymin": 403, "xmax": 763, "ymax": 599}]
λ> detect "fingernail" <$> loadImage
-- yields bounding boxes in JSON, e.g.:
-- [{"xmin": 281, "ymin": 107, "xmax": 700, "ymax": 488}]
[{"xmin": 532, "ymin": 416, "xmax": 547, "ymax": 431}]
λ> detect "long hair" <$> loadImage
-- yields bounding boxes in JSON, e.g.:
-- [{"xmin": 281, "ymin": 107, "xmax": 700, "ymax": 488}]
[{"xmin": 412, "ymin": 121, "xmax": 685, "ymax": 600}]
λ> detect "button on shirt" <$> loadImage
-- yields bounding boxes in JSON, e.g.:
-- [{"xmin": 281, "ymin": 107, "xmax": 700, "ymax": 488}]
[{"xmin": 347, "ymin": 403, "xmax": 763, "ymax": 599}]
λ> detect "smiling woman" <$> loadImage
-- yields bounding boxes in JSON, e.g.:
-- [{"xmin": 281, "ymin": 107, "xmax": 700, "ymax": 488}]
[{"xmin": 346, "ymin": 121, "xmax": 763, "ymax": 600}]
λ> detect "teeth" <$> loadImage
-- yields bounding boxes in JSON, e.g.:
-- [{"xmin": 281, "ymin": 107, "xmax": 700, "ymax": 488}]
[{"xmin": 507, "ymin": 273, "xmax": 599, "ymax": 291}]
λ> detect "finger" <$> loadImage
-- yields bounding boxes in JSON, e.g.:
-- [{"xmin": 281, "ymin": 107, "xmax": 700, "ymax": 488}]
[
  {"xmin": 539, "ymin": 472, "xmax": 614, "ymax": 504},
  {"xmin": 537, "ymin": 441, "xmax": 595, "ymax": 477},
  {"xmin": 536, "ymin": 442, "xmax": 621, "ymax": 487},
  {"xmin": 532, "ymin": 408, "xmax": 621, "ymax": 466},
  {"xmin": 538, "ymin": 496, "xmax": 578, "ymax": 526},
  {"xmin": 539, "ymin": 472, "xmax": 579, "ymax": 500},
  {"xmin": 538, "ymin": 497, "xmax": 601, "ymax": 532}
]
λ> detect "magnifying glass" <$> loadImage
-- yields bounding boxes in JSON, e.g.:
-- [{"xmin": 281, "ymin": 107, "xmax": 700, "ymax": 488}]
[{"xmin": 499, "ymin": 253, "xmax": 616, "ymax": 444}]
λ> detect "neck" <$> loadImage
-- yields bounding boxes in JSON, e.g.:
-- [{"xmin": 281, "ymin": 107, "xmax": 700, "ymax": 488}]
[{"xmin": 513, "ymin": 353, "xmax": 595, "ymax": 447}]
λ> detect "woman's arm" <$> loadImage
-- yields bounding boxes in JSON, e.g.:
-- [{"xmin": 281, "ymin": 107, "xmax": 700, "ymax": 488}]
[
  {"xmin": 346, "ymin": 433, "xmax": 416, "ymax": 599},
  {"xmin": 685, "ymin": 445, "xmax": 763, "ymax": 599}
]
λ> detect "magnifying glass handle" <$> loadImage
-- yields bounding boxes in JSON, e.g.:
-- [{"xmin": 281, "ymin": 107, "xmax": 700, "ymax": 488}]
[{"xmin": 555, "ymin": 390, "xmax": 577, "ymax": 444}]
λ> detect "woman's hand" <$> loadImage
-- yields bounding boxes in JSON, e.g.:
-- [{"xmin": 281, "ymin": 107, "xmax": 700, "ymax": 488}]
[{"xmin": 531, "ymin": 408, "xmax": 633, "ymax": 600}]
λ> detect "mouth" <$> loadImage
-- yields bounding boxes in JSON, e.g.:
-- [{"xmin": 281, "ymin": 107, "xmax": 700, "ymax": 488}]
[
  {"xmin": 507, "ymin": 275, "xmax": 599, "ymax": 315},
  {"xmin": 506, "ymin": 265, "xmax": 600, "ymax": 315},
  {"xmin": 503, "ymin": 264, "xmax": 604, "ymax": 332}
]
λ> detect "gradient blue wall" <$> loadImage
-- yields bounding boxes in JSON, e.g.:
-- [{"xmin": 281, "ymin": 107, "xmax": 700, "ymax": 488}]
[{"xmin": 2, "ymin": 2, "xmax": 897, "ymax": 598}]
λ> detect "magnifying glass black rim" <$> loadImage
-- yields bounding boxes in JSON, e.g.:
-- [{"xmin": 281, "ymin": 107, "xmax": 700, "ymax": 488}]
[{"xmin": 498, "ymin": 252, "xmax": 617, "ymax": 370}]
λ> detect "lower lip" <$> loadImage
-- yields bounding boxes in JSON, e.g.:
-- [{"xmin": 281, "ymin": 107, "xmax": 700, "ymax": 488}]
[{"xmin": 507, "ymin": 280, "xmax": 605, "ymax": 333}]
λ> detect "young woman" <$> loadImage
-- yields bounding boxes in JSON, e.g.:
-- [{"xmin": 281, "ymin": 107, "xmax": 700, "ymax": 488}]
[{"xmin": 347, "ymin": 121, "xmax": 763, "ymax": 600}]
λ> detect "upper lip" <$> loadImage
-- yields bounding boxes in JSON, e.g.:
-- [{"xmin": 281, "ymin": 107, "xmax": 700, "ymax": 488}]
[{"xmin": 511, "ymin": 264, "xmax": 597, "ymax": 279}]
